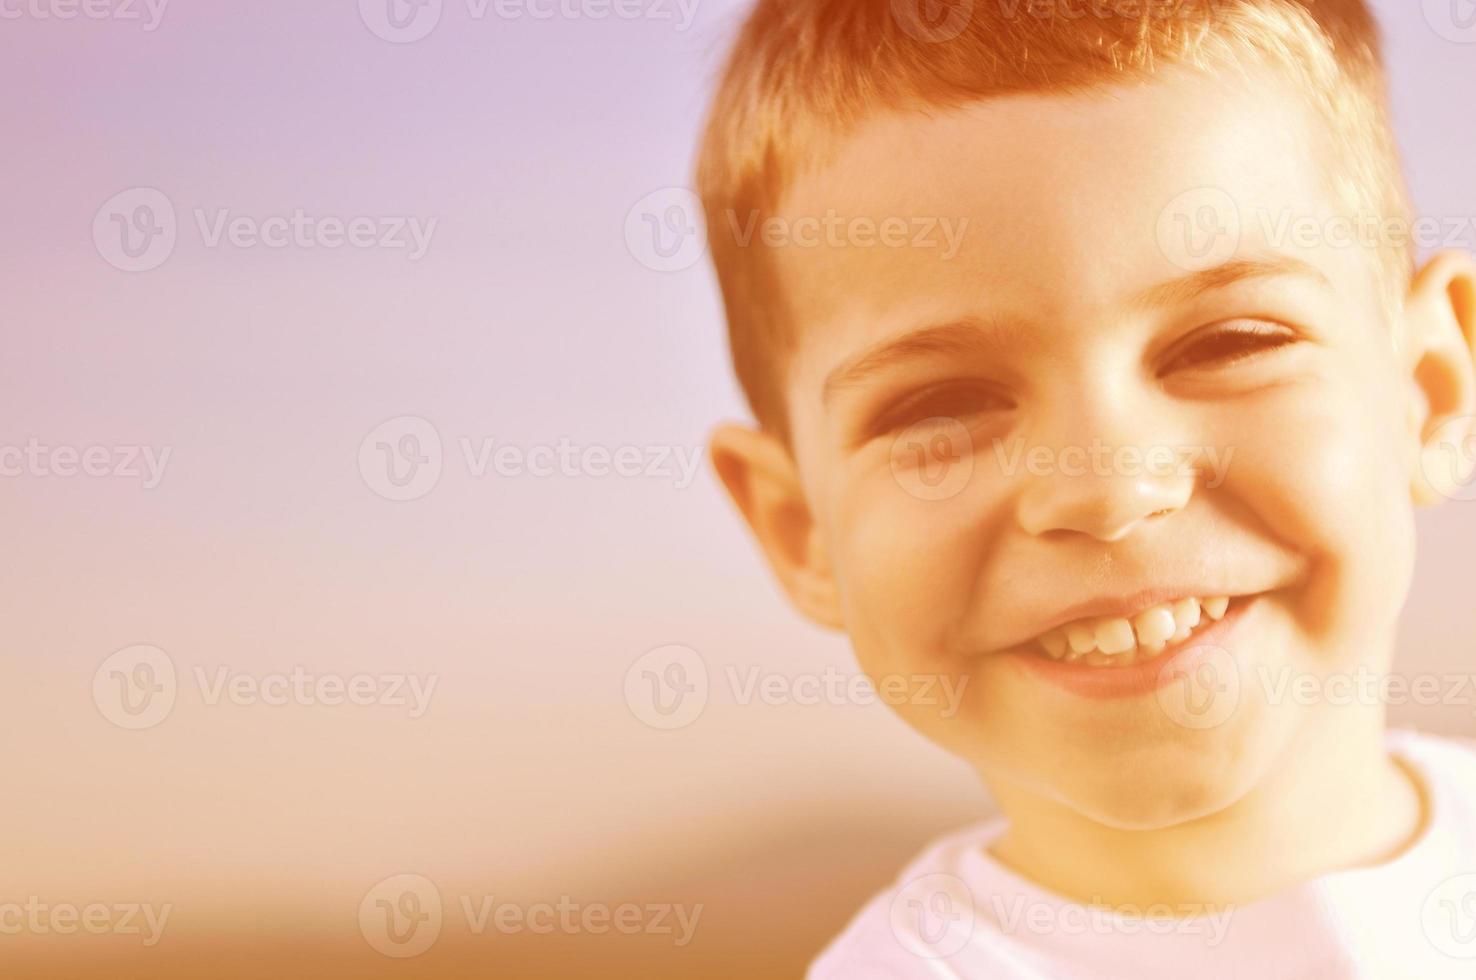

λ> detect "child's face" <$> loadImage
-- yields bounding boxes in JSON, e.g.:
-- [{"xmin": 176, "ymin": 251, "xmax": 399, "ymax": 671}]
[{"xmin": 750, "ymin": 67, "xmax": 1455, "ymax": 827}]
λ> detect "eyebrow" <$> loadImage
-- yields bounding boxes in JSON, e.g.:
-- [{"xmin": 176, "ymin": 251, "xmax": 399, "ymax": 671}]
[
  {"xmin": 1126, "ymin": 255, "xmax": 1330, "ymax": 312},
  {"xmin": 821, "ymin": 318, "xmax": 1027, "ymax": 405},
  {"xmin": 820, "ymin": 255, "xmax": 1329, "ymax": 404}
]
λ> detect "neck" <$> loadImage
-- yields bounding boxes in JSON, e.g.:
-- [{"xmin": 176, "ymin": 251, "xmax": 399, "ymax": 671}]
[{"xmin": 987, "ymin": 707, "xmax": 1425, "ymax": 910}]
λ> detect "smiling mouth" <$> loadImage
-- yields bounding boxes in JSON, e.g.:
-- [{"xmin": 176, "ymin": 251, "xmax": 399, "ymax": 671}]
[{"xmin": 1026, "ymin": 595, "xmax": 1236, "ymax": 669}]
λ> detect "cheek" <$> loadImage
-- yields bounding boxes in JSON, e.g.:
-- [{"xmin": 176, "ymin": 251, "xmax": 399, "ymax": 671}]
[
  {"xmin": 826, "ymin": 460, "xmax": 1003, "ymax": 672},
  {"xmin": 1214, "ymin": 377, "xmax": 1415, "ymax": 640}
]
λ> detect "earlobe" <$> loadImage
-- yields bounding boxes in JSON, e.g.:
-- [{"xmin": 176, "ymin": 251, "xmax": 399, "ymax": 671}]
[
  {"xmin": 1403, "ymin": 250, "xmax": 1476, "ymax": 506},
  {"xmin": 708, "ymin": 423, "xmax": 845, "ymax": 630}
]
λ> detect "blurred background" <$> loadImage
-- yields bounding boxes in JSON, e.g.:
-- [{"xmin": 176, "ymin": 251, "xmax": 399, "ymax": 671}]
[{"xmin": 1, "ymin": 0, "xmax": 1473, "ymax": 976}]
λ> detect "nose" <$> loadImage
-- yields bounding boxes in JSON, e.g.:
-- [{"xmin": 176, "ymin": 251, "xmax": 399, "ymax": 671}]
[
  {"xmin": 1017, "ymin": 468, "xmax": 1191, "ymax": 541},
  {"xmin": 1013, "ymin": 408, "xmax": 1197, "ymax": 543}
]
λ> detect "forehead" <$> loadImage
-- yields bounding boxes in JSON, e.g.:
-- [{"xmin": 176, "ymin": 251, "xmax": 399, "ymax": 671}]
[{"xmin": 768, "ymin": 65, "xmax": 1355, "ymax": 383}]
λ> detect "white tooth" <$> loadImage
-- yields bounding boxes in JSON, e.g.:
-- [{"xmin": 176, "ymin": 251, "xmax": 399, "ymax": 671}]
[
  {"xmin": 1095, "ymin": 617, "xmax": 1135, "ymax": 655},
  {"xmin": 1085, "ymin": 651, "xmax": 1114, "ymax": 667},
  {"xmin": 1066, "ymin": 624, "xmax": 1097, "ymax": 654},
  {"xmin": 1203, "ymin": 596, "xmax": 1229, "ymax": 620},
  {"xmin": 1173, "ymin": 597, "xmax": 1201, "ymax": 631},
  {"xmin": 1170, "ymin": 623, "xmax": 1192, "ymax": 643},
  {"xmin": 1040, "ymin": 630, "xmax": 1067, "ymax": 659},
  {"xmin": 1133, "ymin": 605, "xmax": 1176, "ymax": 647},
  {"xmin": 1139, "ymin": 641, "xmax": 1165, "ymax": 658}
]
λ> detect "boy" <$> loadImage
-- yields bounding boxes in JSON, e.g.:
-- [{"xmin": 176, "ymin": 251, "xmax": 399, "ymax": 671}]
[{"xmin": 695, "ymin": 1, "xmax": 1476, "ymax": 976}]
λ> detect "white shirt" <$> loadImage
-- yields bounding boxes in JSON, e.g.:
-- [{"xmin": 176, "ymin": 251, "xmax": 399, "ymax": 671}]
[{"xmin": 810, "ymin": 729, "xmax": 1476, "ymax": 979}]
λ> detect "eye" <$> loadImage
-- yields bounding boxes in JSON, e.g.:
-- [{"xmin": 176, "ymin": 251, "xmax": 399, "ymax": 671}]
[
  {"xmin": 869, "ymin": 380, "xmax": 1015, "ymax": 436},
  {"xmin": 1158, "ymin": 320, "xmax": 1299, "ymax": 375}
]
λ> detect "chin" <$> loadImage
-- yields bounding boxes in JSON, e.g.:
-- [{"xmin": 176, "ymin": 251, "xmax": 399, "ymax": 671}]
[{"xmin": 1048, "ymin": 704, "xmax": 1296, "ymax": 830}]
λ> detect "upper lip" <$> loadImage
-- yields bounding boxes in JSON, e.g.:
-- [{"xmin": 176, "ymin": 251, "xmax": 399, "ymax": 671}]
[{"xmin": 991, "ymin": 587, "xmax": 1259, "ymax": 653}]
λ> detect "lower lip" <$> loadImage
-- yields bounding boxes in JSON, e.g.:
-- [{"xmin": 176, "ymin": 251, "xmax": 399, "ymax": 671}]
[{"xmin": 1002, "ymin": 596, "xmax": 1258, "ymax": 701}]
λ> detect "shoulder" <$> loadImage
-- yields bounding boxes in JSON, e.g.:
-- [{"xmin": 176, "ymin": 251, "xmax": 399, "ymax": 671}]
[{"xmin": 807, "ymin": 818, "xmax": 1007, "ymax": 980}]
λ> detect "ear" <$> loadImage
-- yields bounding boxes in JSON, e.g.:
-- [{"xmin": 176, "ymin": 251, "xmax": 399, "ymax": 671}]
[
  {"xmin": 708, "ymin": 423, "xmax": 844, "ymax": 630},
  {"xmin": 1404, "ymin": 249, "xmax": 1476, "ymax": 506}
]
